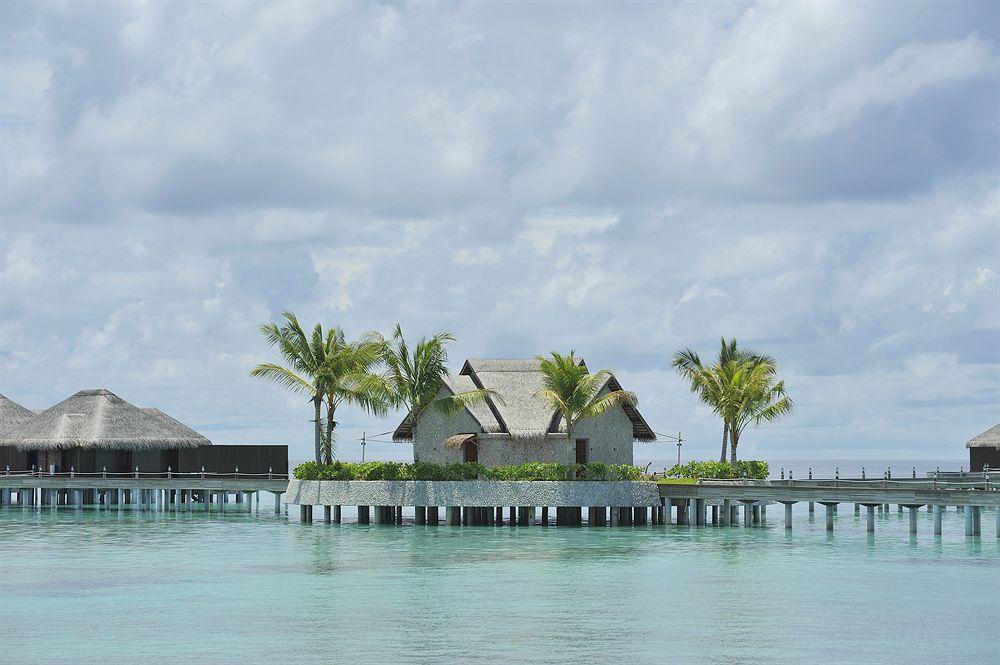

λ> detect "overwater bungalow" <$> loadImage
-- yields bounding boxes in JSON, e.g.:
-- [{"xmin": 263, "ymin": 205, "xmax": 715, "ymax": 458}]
[
  {"xmin": 0, "ymin": 389, "xmax": 286, "ymax": 477},
  {"xmin": 393, "ymin": 358, "xmax": 654, "ymax": 466},
  {"xmin": 967, "ymin": 423, "xmax": 999, "ymax": 471}
]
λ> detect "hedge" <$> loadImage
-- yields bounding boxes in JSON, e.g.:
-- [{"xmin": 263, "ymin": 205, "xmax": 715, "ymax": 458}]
[
  {"xmin": 293, "ymin": 460, "xmax": 646, "ymax": 482},
  {"xmin": 665, "ymin": 460, "xmax": 769, "ymax": 480}
]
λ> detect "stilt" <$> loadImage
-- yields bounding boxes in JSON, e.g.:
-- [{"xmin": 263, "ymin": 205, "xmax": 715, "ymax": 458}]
[
  {"xmin": 866, "ymin": 504, "xmax": 876, "ymax": 533},
  {"xmin": 783, "ymin": 502, "xmax": 794, "ymax": 530},
  {"xmin": 427, "ymin": 506, "xmax": 439, "ymax": 524},
  {"xmin": 824, "ymin": 503, "xmax": 835, "ymax": 532},
  {"xmin": 808, "ymin": 501, "xmax": 814, "ymax": 514},
  {"xmin": 323, "ymin": 505, "xmax": 332, "ymax": 523},
  {"xmin": 541, "ymin": 506, "xmax": 549, "ymax": 525},
  {"xmin": 995, "ymin": 507, "xmax": 999, "ymax": 539},
  {"xmin": 752, "ymin": 504, "xmax": 760, "ymax": 525},
  {"xmin": 908, "ymin": 506, "xmax": 918, "ymax": 534},
  {"xmin": 415, "ymin": 506, "xmax": 426, "ymax": 525},
  {"xmin": 696, "ymin": 499, "xmax": 706, "ymax": 526},
  {"xmin": 972, "ymin": 506, "xmax": 981, "ymax": 536},
  {"xmin": 722, "ymin": 499, "xmax": 730, "ymax": 526},
  {"xmin": 854, "ymin": 503, "xmax": 860, "ymax": 516},
  {"xmin": 965, "ymin": 505, "xmax": 974, "ymax": 536},
  {"xmin": 933, "ymin": 505, "xmax": 942, "ymax": 535},
  {"xmin": 357, "ymin": 505, "xmax": 370, "ymax": 524}
]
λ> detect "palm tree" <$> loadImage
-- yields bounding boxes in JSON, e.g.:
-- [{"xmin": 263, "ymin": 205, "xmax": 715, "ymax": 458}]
[
  {"xmin": 672, "ymin": 338, "xmax": 758, "ymax": 462},
  {"xmin": 671, "ymin": 338, "xmax": 791, "ymax": 463},
  {"xmin": 534, "ymin": 351, "xmax": 637, "ymax": 473},
  {"xmin": 250, "ymin": 312, "xmax": 328, "ymax": 463},
  {"xmin": 724, "ymin": 361, "xmax": 793, "ymax": 464},
  {"xmin": 377, "ymin": 324, "xmax": 495, "ymax": 439},
  {"xmin": 315, "ymin": 329, "xmax": 391, "ymax": 463}
]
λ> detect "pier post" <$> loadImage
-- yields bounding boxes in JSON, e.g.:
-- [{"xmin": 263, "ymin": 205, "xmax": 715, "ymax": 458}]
[
  {"xmin": 427, "ymin": 506, "xmax": 439, "ymax": 524},
  {"xmin": 323, "ymin": 506, "xmax": 331, "ymax": 523},
  {"xmin": 415, "ymin": 506, "xmax": 426, "ymax": 525},
  {"xmin": 995, "ymin": 507, "xmax": 999, "ymax": 539},
  {"xmin": 752, "ymin": 504, "xmax": 760, "ymax": 525},
  {"xmin": 358, "ymin": 505, "xmax": 370, "ymax": 524},
  {"xmin": 964, "ymin": 506, "xmax": 974, "ymax": 536},
  {"xmin": 933, "ymin": 505, "xmax": 942, "ymax": 535},
  {"xmin": 541, "ymin": 506, "xmax": 549, "ymax": 525},
  {"xmin": 273, "ymin": 493, "xmax": 281, "ymax": 514},
  {"xmin": 972, "ymin": 506, "xmax": 981, "ymax": 536},
  {"xmin": 865, "ymin": 504, "xmax": 876, "ymax": 533},
  {"xmin": 854, "ymin": 503, "xmax": 860, "ymax": 516},
  {"xmin": 760, "ymin": 503, "xmax": 766, "ymax": 524},
  {"xmin": 783, "ymin": 502, "xmax": 793, "ymax": 530},
  {"xmin": 722, "ymin": 499, "xmax": 730, "ymax": 526},
  {"xmin": 446, "ymin": 506, "xmax": 461, "ymax": 525},
  {"xmin": 907, "ymin": 506, "xmax": 918, "ymax": 534},
  {"xmin": 808, "ymin": 501, "xmax": 814, "ymax": 514},
  {"xmin": 824, "ymin": 503, "xmax": 835, "ymax": 532}
]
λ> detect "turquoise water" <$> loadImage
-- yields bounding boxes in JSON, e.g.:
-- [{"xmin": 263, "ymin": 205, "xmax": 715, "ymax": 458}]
[{"xmin": 1, "ymin": 506, "xmax": 997, "ymax": 664}]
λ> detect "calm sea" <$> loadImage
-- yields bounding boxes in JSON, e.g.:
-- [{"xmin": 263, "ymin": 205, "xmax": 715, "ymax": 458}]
[{"xmin": 1, "ymin": 497, "xmax": 996, "ymax": 664}]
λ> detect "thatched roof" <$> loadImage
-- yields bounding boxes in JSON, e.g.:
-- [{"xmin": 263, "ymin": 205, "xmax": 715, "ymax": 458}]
[
  {"xmin": 442, "ymin": 433, "xmax": 477, "ymax": 449},
  {"xmin": 967, "ymin": 424, "xmax": 1000, "ymax": 448},
  {"xmin": 0, "ymin": 395, "xmax": 35, "ymax": 438},
  {"xmin": 393, "ymin": 357, "xmax": 655, "ymax": 442},
  {"xmin": 0, "ymin": 389, "xmax": 211, "ymax": 450}
]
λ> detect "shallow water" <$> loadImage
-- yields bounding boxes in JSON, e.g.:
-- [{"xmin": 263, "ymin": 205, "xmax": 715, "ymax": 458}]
[{"xmin": 1, "ymin": 505, "xmax": 997, "ymax": 665}]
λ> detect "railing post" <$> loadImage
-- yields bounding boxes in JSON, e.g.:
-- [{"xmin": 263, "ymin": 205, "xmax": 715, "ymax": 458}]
[
  {"xmin": 71, "ymin": 466, "xmax": 75, "ymax": 478},
  {"xmin": 5, "ymin": 464, "xmax": 9, "ymax": 477},
  {"xmin": 808, "ymin": 468, "xmax": 812, "ymax": 480},
  {"xmin": 780, "ymin": 467, "xmax": 784, "ymax": 480},
  {"xmin": 887, "ymin": 466, "xmax": 892, "ymax": 480},
  {"xmin": 167, "ymin": 466, "xmax": 172, "ymax": 479},
  {"xmin": 134, "ymin": 465, "xmax": 139, "ymax": 479},
  {"xmin": 235, "ymin": 466, "xmax": 239, "ymax": 479},
  {"xmin": 268, "ymin": 466, "xmax": 272, "ymax": 480},
  {"xmin": 102, "ymin": 466, "xmax": 107, "ymax": 479},
  {"xmin": 912, "ymin": 467, "xmax": 916, "ymax": 479},
  {"xmin": 201, "ymin": 466, "xmax": 205, "ymax": 479},
  {"xmin": 861, "ymin": 466, "xmax": 865, "ymax": 480}
]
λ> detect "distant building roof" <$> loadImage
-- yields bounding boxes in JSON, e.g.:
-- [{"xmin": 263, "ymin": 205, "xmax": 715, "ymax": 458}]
[
  {"xmin": 0, "ymin": 389, "xmax": 211, "ymax": 450},
  {"xmin": 0, "ymin": 394, "xmax": 35, "ymax": 437},
  {"xmin": 966, "ymin": 423, "xmax": 1000, "ymax": 448},
  {"xmin": 394, "ymin": 357, "xmax": 654, "ymax": 442}
]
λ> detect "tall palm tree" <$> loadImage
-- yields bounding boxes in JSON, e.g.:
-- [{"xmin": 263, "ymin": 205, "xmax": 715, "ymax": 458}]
[
  {"xmin": 671, "ymin": 338, "xmax": 791, "ymax": 463},
  {"xmin": 672, "ymin": 338, "xmax": 759, "ymax": 462},
  {"xmin": 250, "ymin": 312, "xmax": 327, "ymax": 463},
  {"xmin": 315, "ymin": 329, "xmax": 390, "ymax": 463},
  {"xmin": 724, "ymin": 361, "xmax": 793, "ymax": 464},
  {"xmin": 534, "ymin": 351, "xmax": 637, "ymax": 472},
  {"xmin": 377, "ymin": 324, "xmax": 495, "ymax": 439}
]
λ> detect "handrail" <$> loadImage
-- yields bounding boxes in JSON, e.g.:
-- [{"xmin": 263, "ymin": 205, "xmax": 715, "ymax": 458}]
[
  {"xmin": 0, "ymin": 471, "xmax": 288, "ymax": 480},
  {"xmin": 681, "ymin": 477, "xmax": 995, "ymax": 491}
]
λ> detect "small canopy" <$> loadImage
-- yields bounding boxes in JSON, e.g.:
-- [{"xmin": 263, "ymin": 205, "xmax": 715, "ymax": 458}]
[
  {"xmin": 0, "ymin": 395, "xmax": 35, "ymax": 438},
  {"xmin": 0, "ymin": 389, "xmax": 211, "ymax": 450},
  {"xmin": 966, "ymin": 424, "xmax": 1000, "ymax": 448},
  {"xmin": 443, "ymin": 433, "xmax": 478, "ymax": 449}
]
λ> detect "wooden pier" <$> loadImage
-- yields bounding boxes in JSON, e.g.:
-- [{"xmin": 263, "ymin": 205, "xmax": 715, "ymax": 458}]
[{"xmin": 0, "ymin": 472, "xmax": 289, "ymax": 513}]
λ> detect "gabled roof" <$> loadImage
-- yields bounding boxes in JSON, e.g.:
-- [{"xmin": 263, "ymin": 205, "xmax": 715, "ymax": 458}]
[
  {"xmin": 967, "ymin": 424, "xmax": 1000, "ymax": 448},
  {"xmin": 393, "ymin": 357, "xmax": 655, "ymax": 442},
  {"xmin": 0, "ymin": 389, "xmax": 211, "ymax": 450},
  {"xmin": 0, "ymin": 395, "xmax": 35, "ymax": 438}
]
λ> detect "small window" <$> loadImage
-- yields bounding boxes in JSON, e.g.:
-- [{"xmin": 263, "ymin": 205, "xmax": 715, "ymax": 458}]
[{"xmin": 575, "ymin": 439, "xmax": 588, "ymax": 465}]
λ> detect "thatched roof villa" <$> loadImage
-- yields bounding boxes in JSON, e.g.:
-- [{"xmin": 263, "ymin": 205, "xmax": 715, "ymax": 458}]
[
  {"xmin": 0, "ymin": 389, "xmax": 211, "ymax": 474},
  {"xmin": 393, "ymin": 358, "xmax": 653, "ymax": 467},
  {"xmin": 0, "ymin": 394, "xmax": 35, "ymax": 437},
  {"xmin": 967, "ymin": 423, "xmax": 1000, "ymax": 471}
]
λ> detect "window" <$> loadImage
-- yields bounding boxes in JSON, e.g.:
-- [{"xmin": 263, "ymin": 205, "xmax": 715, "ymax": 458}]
[{"xmin": 575, "ymin": 439, "xmax": 588, "ymax": 465}]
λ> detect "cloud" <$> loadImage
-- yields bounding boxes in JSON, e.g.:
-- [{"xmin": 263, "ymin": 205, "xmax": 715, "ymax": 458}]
[{"xmin": 1, "ymin": 2, "xmax": 997, "ymax": 461}]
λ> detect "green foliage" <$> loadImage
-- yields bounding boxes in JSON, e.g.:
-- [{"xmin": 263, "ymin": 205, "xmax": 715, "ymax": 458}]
[
  {"xmin": 666, "ymin": 460, "xmax": 769, "ymax": 480},
  {"xmin": 293, "ymin": 461, "xmax": 647, "ymax": 481}
]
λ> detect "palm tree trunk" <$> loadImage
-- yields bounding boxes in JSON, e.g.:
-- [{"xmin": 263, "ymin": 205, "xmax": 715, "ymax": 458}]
[
  {"xmin": 720, "ymin": 421, "xmax": 729, "ymax": 463},
  {"xmin": 312, "ymin": 396, "xmax": 322, "ymax": 463},
  {"xmin": 729, "ymin": 426, "xmax": 739, "ymax": 464},
  {"xmin": 324, "ymin": 401, "xmax": 336, "ymax": 464}
]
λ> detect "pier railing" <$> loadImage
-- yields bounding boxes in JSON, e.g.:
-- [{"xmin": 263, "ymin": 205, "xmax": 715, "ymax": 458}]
[{"xmin": 1, "ymin": 470, "xmax": 289, "ymax": 480}]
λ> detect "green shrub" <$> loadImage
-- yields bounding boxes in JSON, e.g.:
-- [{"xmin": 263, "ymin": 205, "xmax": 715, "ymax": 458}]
[
  {"xmin": 666, "ymin": 460, "xmax": 769, "ymax": 480},
  {"xmin": 293, "ymin": 460, "xmax": 647, "ymax": 481}
]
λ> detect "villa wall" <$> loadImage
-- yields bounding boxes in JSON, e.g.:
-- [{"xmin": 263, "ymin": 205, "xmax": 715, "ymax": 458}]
[
  {"xmin": 284, "ymin": 479, "xmax": 661, "ymax": 507},
  {"xmin": 412, "ymin": 386, "xmax": 635, "ymax": 467}
]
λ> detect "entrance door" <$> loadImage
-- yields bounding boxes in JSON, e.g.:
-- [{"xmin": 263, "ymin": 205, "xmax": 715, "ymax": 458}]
[
  {"xmin": 43, "ymin": 450, "xmax": 61, "ymax": 474},
  {"xmin": 463, "ymin": 440, "xmax": 479, "ymax": 464},
  {"xmin": 575, "ymin": 439, "xmax": 588, "ymax": 465}
]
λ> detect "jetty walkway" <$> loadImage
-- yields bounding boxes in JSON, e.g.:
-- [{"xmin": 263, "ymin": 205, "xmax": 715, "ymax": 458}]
[{"xmin": 0, "ymin": 471, "xmax": 288, "ymax": 512}]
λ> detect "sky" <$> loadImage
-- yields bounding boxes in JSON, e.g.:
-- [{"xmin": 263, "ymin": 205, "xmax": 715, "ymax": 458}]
[{"xmin": 1, "ymin": 2, "xmax": 997, "ymax": 464}]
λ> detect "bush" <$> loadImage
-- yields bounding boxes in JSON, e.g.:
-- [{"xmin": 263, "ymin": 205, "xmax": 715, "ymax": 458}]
[
  {"xmin": 293, "ymin": 460, "xmax": 648, "ymax": 481},
  {"xmin": 666, "ymin": 460, "xmax": 769, "ymax": 480}
]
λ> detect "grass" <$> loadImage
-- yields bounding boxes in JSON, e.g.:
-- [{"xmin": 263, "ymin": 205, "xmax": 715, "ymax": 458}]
[{"xmin": 655, "ymin": 477, "xmax": 698, "ymax": 485}]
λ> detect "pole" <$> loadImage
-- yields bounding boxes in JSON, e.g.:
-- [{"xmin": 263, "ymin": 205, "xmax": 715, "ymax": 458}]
[{"xmin": 362, "ymin": 432, "xmax": 366, "ymax": 463}]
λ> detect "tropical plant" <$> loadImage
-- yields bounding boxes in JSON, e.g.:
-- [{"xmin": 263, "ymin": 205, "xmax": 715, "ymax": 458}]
[
  {"xmin": 292, "ymin": 460, "xmax": 648, "ymax": 481},
  {"xmin": 534, "ymin": 351, "xmax": 637, "ymax": 473},
  {"xmin": 250, "ymin": 312, "xmax": 329, "ymax": 463},
  {"xmin": 671, "ymin": 338, "xmax": 792, "ymax": 463},
  {"xmin": 315, "ymin": 329, "xmax": 390, "ymax": 463},
  {"xmin": 376, "ymin": 324, "xmax": 496, "ymax": 438},
  {"xmin": 251, "ymin": 312, "xmax": 389, "ymax": 464}
]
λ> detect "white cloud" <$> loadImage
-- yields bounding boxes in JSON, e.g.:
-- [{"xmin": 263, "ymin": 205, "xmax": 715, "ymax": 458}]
[{"xmin": 519, "ymin": 209, "xmax": 620, "ymax": 254}]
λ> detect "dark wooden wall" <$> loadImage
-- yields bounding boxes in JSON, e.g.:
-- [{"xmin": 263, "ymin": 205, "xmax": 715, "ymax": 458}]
[{"xmin": 969, "ymin": 447, "xmax": 999, "ymax": 471}]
